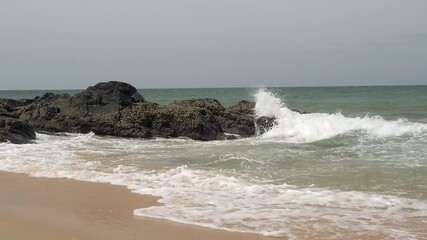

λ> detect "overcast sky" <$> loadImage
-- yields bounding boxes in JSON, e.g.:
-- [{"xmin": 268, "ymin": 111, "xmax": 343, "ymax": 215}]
[{"xmin": 0, "ymin": 0, "xmax": 426, "ymax": 89}]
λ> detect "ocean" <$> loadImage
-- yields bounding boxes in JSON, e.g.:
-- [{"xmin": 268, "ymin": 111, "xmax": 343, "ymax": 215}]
[{"xmin": 1, "ymin": 86, "xmax": 426, "ymax": 239}]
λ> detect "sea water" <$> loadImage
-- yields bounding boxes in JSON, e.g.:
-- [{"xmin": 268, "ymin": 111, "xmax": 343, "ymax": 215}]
[{"xmin": 1, "ymin": 86, "xmax": 426, "ymax": 239}]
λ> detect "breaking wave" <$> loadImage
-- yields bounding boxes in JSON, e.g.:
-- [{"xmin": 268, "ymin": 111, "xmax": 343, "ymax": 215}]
[{"xmin": 254, "ymin": 88, "xmax": 427, "ymax": 143}]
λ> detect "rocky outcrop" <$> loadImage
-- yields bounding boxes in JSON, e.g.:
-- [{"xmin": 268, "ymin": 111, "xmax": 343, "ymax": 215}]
[
  {"xmin": 0, "ymin": 81, "xmax": 292, "ymax": 143},
  {"xmin": 18, "ymin": 81, "xmax": 145, "ymax": 134}
]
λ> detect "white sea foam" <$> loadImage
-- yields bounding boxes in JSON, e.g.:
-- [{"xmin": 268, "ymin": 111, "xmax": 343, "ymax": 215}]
[
  {"xmin": 254, "ymin": 88, "xmax": 427, "ymax": 143},
  {"xmin": 0, "ymin": 133, "xmax": 426, "ymax": 239},
  {"xmin": 132, "ymin": 166, "xmax": 427, "ymax": 239}
]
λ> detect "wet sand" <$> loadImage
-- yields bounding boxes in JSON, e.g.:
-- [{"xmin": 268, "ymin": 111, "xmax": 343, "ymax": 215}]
[{"xmin": 0, "ymin": 171, "xmax": 285, "ymax": 240}]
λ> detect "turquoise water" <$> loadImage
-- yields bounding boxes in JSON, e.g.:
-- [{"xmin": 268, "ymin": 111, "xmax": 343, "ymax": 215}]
[{"xmin": 1, "ymin": 86, "xmax": 426, "ymax": 239}]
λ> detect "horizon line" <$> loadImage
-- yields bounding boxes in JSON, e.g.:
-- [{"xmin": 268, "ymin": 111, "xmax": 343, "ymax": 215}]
[{"xmin": 0, "ymin": 83, "xmax": 426, "ymax": 91}]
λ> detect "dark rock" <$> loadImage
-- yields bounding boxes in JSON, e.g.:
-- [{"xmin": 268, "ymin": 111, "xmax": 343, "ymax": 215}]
[
  {"xmin": 171, "ymin": 98, "xmax": 225, "ymax": 115},
  {"xmin": 17, "ymin": 86, "xmax": 225, "ymax": 141},
  {"xmin": 0, "ymin": 98, "xmax": 29, "ymax": 118},
  {"xmin": 161, "ymin": 101, "xmax": 223, "ymax": 140},
  {"xmin": 63, "ymin": 81, "xmax": 145, "ymax": 124},
  {"xmin": 227, "ymin": 100, "xmax": 255, "ymax": 115},
  {"xmin": 18, "ymin": 93, "xmax": 80, "ymax": 133},
  {"xmin": 217, "ymin": 100, "xmax": 256, "ymax": 138},
  {"xmin": 118, "ymin": 101, "xmax": 223, "ymax": 141},
  {"xmin": 18, "ymin": 81, "xmax": 144, "ymax": 134},
  {"xmin": 0, "ymin": 118, "xmax": 36, "ymax": 144},
  {"xmin": 7, "ymin": 120, "xmax": 36, "ymax": 141},
  {"xmin": 0, "ymin": 131, "xmax": 5, "ymax": 143},
  {"xmin": 256, "ymin": 116, "xmax": 277, "ymax": 135},
  {"xmin": 39, "ymin": 105, "xmax": 60, "ymax": 120},
  {"xmin": 72, "ymin": 81, "xmax": 144, "ymax": 108}
]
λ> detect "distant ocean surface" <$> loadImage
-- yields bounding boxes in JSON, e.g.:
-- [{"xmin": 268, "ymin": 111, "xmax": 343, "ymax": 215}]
[{"xmin": 1, "ymin": 86, "xmax": 426, "ymax": 239}]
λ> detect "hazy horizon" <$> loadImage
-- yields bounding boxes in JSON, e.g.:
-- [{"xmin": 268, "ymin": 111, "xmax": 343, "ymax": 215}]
[
  {"xmin": 1, "ymin": 82, "xmax": 426, "ymax": 91},
  {"xmin": 1, "ymin": 1, "xmax": 426, "ymax": 90}
]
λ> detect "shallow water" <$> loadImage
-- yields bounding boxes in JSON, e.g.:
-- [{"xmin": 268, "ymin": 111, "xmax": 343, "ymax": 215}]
[{"xmin": 1, "ymin": 86, "xmax": 426, "ymax": 239}]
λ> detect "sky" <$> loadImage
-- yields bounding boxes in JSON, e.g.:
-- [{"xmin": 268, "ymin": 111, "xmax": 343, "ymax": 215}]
[{"xmin": 0, "ymin": 0, "xmax": 426, "ymax": 90}]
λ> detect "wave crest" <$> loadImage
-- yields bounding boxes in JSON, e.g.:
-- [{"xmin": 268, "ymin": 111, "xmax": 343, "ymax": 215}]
[{"xmin": 254, "ymin": 88, "xmax": 427, "ymax": 143}]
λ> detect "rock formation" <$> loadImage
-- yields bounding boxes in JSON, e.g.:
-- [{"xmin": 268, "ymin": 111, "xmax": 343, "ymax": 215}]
[{"xmin": 0, "ymin": 81, "xmax": 279, "ymax": 143}]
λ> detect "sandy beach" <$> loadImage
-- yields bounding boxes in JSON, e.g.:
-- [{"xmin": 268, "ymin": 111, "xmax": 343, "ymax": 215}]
[{"xmin": 0, "ymin": 171, "xmax": 285, "ymax": 240}]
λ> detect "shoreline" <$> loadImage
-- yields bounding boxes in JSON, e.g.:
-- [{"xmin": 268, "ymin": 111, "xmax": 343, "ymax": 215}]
[{"xmin": 0, "ymin": 171, "xmax": 285, "ymax": 240}]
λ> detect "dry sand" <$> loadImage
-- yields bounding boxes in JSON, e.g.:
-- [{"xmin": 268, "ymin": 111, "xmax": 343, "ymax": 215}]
[{"xmin": 0, "ymin": 171, "xmax": 286, "ymax": 240}]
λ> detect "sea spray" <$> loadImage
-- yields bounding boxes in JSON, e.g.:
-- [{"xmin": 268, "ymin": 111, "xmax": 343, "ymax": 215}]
[{"xmin": 254, "ymin": 88, "xmax": 427, "ymax": 143}]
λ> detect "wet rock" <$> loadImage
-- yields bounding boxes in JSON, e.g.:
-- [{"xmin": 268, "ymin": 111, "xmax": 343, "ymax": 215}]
[
  {"xmin": 256, "ymin": 116, "xmax": 277, "ymax": 135},
  {"xmin": 0, "ymin": 118, "xmax": 36, "ymax": 144},
  {"xmin": 72, "ymin": 81, "xmax": 144, "ymax": 110},
  {"xmin": 0, "ymin": 98, "xmax": 30, "ymax": 118},
  {"xmin": 217, "ymin": 101, "xmax": 256, "ymax": 138},
  {"xmin": 18, "ymin": 81, "xmax": 144, "ymax": 134},
  {"xmin": 227, "ymin": 100, "xmax": 255, "ymax": 115},
  {"xmin": 118, "ymin": 101, "xmax": 223, "ymax": 141},
  {"xmin": 171, "ymin": 98, "xmax": 225, "ymax": 115},
  {"xmin": 159, "ymin": 101, "xmax": 223, "ymax": 141}
]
